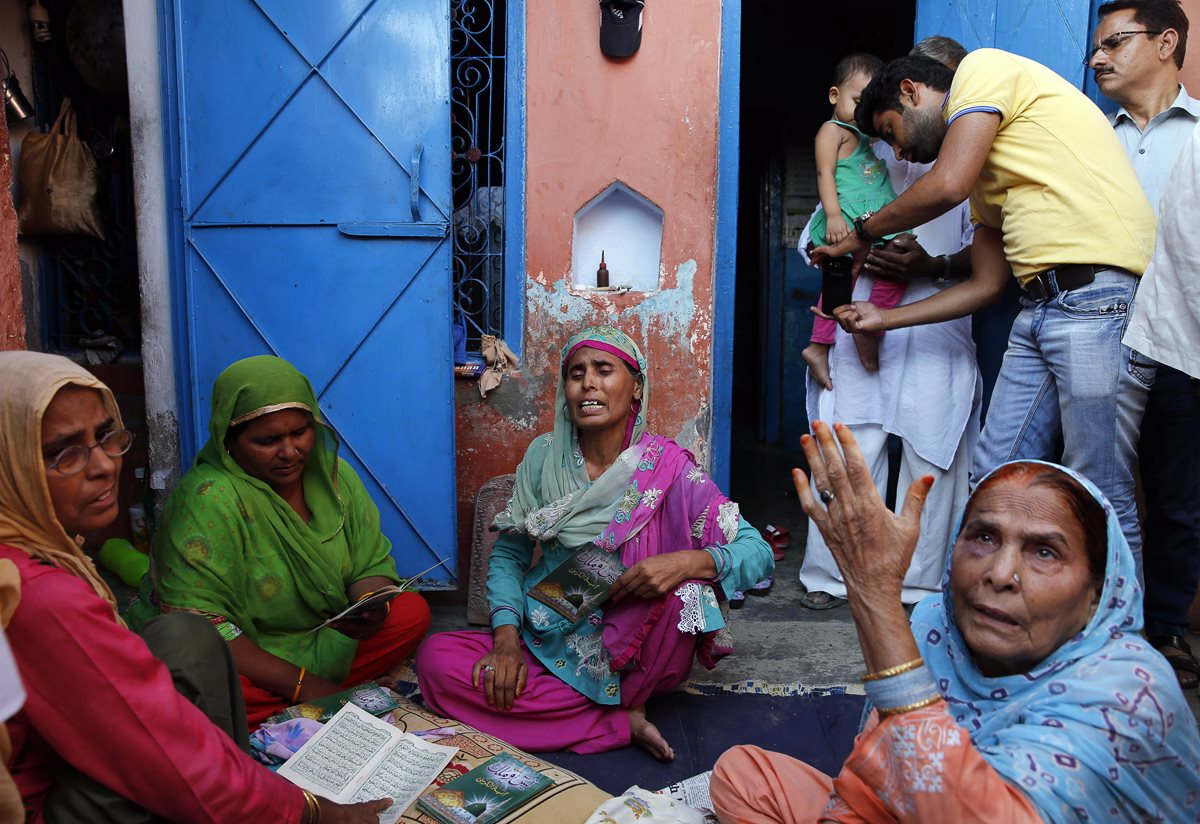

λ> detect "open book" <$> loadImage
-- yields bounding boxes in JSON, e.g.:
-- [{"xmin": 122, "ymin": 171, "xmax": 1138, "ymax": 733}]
[
  {"xmin": 527, "ymin": 543, "xmax": 627, "ymax": 622},
  {"xmin": 306, "ymin": 559, "xmax": 449, "ymax": 635},
  {"xmin": 277, "ymin": 703, "xmax": 457, "ymax": 823}
]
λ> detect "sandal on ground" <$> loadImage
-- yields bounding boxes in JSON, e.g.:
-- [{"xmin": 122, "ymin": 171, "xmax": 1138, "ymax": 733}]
[
  {"xmin": 729, "ymin": 590, "xmax": 746, "ymax": 609},
  {"xmin": 798, "ymin": 589, "xmax": 847, "ymax": 610},
  {"xmin": 1148, "ymin": 634, "xmax": 1200, "ymax": 690},
  {"xmin": 760, "ymin": 524, "xmax": 790, "ymax": 561},
  {"xmin": 748, "ymin": 576, "xmax": 774, "ymax": 596}
]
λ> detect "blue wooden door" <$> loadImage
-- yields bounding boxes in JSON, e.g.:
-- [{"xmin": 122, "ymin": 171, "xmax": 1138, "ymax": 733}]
[
  {"xmin": 167, "ymin": 0, "xmax": 457, "ymax": 585},
  {"xmin": 914, "ymin": 0, "xmax": 1094, "ymax": 87}
]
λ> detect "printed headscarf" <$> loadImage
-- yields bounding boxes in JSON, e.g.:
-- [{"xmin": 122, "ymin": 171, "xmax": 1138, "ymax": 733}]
[
  {"xmin": 0, "ymin": 351, "xmax": 123, "ymax": 614},
  {"xmin": 492, "ymin": 326, "xmax": 649, "ymax": 548},
  {"xmin": 911, "ymin": 460, "xmax": 1200, "ymax": 822}
]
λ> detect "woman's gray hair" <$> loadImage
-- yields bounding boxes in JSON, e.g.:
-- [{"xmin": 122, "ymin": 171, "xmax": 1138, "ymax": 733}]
[{"xmin": 910, "ymin": 35, "xmax": 968, "ymax": 70}]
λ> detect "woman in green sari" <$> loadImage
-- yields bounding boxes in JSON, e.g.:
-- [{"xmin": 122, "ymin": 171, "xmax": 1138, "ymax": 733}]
[{"xmin": 129, "ymin": 356, "xmax": 430, "ymax": 726}]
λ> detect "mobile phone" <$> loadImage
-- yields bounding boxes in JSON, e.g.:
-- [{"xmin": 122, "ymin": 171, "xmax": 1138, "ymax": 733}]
[{"xmin": 821, "ymin": 256, "xmax": 854, "ymax": 312}]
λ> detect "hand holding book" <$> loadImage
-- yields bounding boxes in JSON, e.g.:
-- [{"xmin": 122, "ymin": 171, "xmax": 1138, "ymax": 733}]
[
  {"xmin": 307, "ymin": 559, "xmax": 449, "ymax": 636},
  {"xmin": 608, "ymin": 550, "xmax": 718, "ymax": 602}
]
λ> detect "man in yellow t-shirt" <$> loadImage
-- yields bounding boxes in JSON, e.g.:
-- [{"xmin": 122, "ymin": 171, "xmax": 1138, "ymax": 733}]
[{"xmin": 813, "ymin": 49, "xmax": 1157, "ymax": 570}]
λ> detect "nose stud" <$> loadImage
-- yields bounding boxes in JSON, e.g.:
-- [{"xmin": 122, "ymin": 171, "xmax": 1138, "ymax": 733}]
[{"xmin": 1013, "ymin": 573, "xmax": 1021, "ymax": 584}]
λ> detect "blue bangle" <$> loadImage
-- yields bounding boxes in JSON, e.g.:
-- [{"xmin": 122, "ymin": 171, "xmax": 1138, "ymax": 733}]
[
  {"xmin": 489, "ymin": 605, "xmax": 519, "ymax": 628},
  {"xmin": 703, "ymin": 545, "xmax": 731, "ymax": 581},
  {"xmin": 864, "ymin": 664, "xmax": 940, "ymax": 712}
]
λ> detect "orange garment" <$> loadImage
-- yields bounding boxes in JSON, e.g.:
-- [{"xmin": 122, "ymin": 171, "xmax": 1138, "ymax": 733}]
[
  {"xmin": 240, "ymin": 592, "xmax": 430, "ymax": 727},
  {"xmin": 711, "ymin": 703, "xmax": 1042, "ymax": 823}
]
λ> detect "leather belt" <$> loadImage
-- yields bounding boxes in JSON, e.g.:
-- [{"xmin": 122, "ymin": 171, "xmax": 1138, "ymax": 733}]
[{"xmin": 1021, "ymin": 264, "xmax": 1101, "ymax": 302}]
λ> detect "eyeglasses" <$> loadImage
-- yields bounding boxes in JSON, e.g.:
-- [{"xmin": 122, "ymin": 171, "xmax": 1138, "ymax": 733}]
[
  {"xmin": 45, "ymin": 429, "xmax": 134, "ymax": 475},
  {"xmin": 1084, "ymin": 30, "xmax": 1162, "ymax": 65}
]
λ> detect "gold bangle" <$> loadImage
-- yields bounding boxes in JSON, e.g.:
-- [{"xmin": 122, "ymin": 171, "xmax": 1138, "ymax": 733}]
[
  {"xmin": 862, "ymin": 657, "xmax": 923, "ymax": 683},
  {"xmin": 292, "ymin": 666, "xmax": 307, "ymax": 704},
  {"xmin": 302, "ymin": 789, "xmax": 321, "ymax": 824},
  {"xmin": 877, "ymin": 694, "xmax": 942, "ymax": 718}
]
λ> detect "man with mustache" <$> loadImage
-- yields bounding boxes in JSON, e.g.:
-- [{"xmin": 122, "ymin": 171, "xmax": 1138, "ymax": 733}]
[
  {"xmin": 1092, "ymin": 0, "xmax": 1200, "ymax": 691},
  {"xmin": 813, "ymin": 49, "xmax": 1157, "ymax": 579}
]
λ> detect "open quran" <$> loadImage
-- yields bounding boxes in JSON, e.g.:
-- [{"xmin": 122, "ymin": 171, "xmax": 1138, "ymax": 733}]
[{"xmin": 277, "ymin": 703, "xmax": 456, "ymax": 823}]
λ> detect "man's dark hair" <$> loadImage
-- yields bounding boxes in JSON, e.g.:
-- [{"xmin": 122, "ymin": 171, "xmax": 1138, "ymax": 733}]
[
  {"xmin": 910, "ymin": 35, "xmax": 969, "ymax": 68},
  {"xmin": 1098, "ymin": 0, "xmax": 1189, "ymax": 68},
  {"xmin": 832, "ymin": 52, "xmax": 884, "ymax": 87},
  {"xmin": 854, "ymin": 56, "xmax": 955, "ymax": 137}
]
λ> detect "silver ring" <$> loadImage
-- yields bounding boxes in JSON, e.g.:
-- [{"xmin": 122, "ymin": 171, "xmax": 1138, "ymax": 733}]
[
  {"xmin": 1012, "ymin": 573, "xmax": 1021, "ymax": 584},
  {"xmin": 819, "ymin": 489, "xmax": 835, "ymax": 504},
  {"xmin": 483, "ymin": 664, "xmax": 495, "ymax": 672}
]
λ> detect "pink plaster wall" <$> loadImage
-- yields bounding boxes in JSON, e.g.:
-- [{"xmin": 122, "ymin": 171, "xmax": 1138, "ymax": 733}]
[
  {"xmin": 0, "ymin": 114, "xmax": 23, "ymax": 351},
  {"xmin": 1183, "ymin": 0, "xmax": 1200, "ymax": 91},
  {"xmin": 521, "ymin": 0, "xmax": 720, "ymax": 422},
  {"xmin": 450, "ymin": 0, "xmax": 723, "ymax": 589}
]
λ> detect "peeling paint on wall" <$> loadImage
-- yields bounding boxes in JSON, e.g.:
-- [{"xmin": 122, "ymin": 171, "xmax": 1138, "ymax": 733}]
[{"xmin": 452, "ymin": 0, "xmax": 722, "ymax": 591}]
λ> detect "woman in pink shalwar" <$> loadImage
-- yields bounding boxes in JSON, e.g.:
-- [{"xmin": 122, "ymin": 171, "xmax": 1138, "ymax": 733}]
[{"xmin": 417, "ymin": 326, "xmax": 773, "ymax": 759}]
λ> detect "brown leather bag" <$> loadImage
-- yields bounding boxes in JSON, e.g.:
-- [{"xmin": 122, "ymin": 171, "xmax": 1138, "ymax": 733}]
[{"xmin": 17, "ymin": 97, "xmax": 105, "ymax": 240}]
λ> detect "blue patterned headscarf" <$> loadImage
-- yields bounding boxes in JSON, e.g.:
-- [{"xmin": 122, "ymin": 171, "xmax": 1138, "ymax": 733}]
[{"xmin": 911, "ymin": 461, "xmax": 1200, "ymax": 823}]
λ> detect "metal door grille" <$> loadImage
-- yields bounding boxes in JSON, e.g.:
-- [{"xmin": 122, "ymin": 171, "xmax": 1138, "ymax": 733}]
[{"xmin": 451, "ymin": 0, "xmax": 507, "ymax": 353}]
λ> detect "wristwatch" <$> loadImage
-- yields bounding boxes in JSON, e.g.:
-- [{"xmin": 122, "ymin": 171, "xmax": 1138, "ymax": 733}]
[
  {"xmin": 934, "ymin": 254, "xmax": 952, "ymax": 283},
  {"xmin": 854, "ymin": 211, "xmax": 878, "ymax": 244}
]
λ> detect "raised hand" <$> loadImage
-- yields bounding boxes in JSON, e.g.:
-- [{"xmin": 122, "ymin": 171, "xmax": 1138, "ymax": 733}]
[{"xmin": 793, "ymin": 421, "xmax": 932, "ymax": 603}]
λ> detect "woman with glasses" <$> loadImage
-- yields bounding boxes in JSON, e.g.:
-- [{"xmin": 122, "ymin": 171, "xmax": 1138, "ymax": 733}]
[
  {"xmin": 0, "ymin": 351, "xmax": 388, "ymax": 822},
  {"xmin": 127, "ymin": 355, "xmax": 431, "ymax": 727}
]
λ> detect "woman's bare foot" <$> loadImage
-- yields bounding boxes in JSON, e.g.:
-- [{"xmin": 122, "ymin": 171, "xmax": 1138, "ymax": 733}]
[
  {"xmin": 802, "ymin": 343, "xmax": 833, "ymax": 390},
  {"xmin": 629, "ymin": 706, "xmax": 675, "ymax": 761},
  {"xmin": 853, "ymin": 334, "xmax": 881, "ymax": 372}
]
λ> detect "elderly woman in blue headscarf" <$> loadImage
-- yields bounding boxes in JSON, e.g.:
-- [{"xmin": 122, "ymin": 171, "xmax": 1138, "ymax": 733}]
[
  {"xmin": 417, "ymin": 326, "xmax": 774, "ymax": 761},
  {"xmin": 712, "ymin": 422, "xmax": 1200, "ymax": 822}
]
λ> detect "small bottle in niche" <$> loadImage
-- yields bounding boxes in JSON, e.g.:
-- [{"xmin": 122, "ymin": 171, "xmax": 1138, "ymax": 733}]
[{"xmin": 596, "ymin": 251, "xmax": 609, "ymax": 288}]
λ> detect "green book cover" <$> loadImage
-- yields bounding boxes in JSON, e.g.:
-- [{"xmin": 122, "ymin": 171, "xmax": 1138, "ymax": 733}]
[
  {"xmin": 262, "ymin": 682, "xmax": 400, "ymax": 726},
  {"xmin": 526, "ymin": 543, "xmax": 627, "ymax": 622},
  {"xmin": 416, "ymin": 753, "xmax": 554, "ymax": 824}
]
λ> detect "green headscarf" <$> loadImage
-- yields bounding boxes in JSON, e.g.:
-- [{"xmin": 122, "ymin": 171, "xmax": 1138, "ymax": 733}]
[
  {"xmin": 493, "ymin": 326, "xmax": 650, "ymax": 549},
  {"xmin": 198, "ymin": 355, "xmax": 343, "ymax": 538},
  {"xmin": 146, "ymin": 356, "xmax": 397, "ymax": 680}
]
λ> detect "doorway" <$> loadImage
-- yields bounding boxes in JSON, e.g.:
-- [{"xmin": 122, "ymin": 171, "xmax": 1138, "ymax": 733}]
[{"xmin": 730, "ymin": 0, "xmax": 916, "ymax": 510}]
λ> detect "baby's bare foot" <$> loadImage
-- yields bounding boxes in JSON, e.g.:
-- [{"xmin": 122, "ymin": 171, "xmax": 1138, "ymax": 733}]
[
  {"xmin": 629, "ymin": 706, "xmax": 675, "ymax": 761},
  {"xmin": 803, "ymin": 343, "xmax": 833, "ymax": 390},
  {"xmin": 854, "ymin": 334, "xmax": 881, "ymax": 373}
]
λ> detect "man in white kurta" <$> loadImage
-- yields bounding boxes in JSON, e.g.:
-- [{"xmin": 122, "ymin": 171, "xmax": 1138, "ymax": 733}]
[
  {"xmin": 798, "ymin": 146, "xmax": 981, "ymax": 605},
  {"xmin": 1124, "ymin": 120, "xmax": 1200, "ymax": 377}
]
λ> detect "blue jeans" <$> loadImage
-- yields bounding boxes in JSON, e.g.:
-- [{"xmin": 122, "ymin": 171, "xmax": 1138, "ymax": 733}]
[
  {"xmin": 973, "ymin": 270, "xmax": 1153, "ymax": 573},
  {"xmin": 1139, "ymin": 365, "xmax": 1200, "ymax": 637}
]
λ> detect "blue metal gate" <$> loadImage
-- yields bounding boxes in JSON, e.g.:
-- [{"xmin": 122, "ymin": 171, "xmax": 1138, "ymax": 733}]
[{"xmin": 164, "ymin": 0, "xmax": 457, "ymax": 584}]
